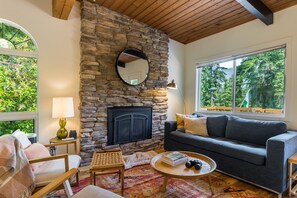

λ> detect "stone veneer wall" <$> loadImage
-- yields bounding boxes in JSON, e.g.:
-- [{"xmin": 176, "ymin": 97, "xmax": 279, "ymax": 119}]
[{"xmin": 79, "ymin": 0, "xmax": 169, "ymax": 166}]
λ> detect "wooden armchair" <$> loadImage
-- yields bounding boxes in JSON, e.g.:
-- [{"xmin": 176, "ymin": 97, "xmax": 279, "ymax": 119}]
[
  {"xmin": 31, "ymin": 168, "xmax": 123, "ymax": 198},
  {"xmin": 28, "ymin": 140, "xmax": 81, "ymax": 189}
]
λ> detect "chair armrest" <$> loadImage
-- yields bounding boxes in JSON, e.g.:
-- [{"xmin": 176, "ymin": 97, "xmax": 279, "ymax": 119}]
[
  {"xmin": 31, "ymin": 168, "xmax": 77, "ymax": 198},
  {"xmin": 266, "ymin": 131, "xmax": 297, "ymax": 170},
  {"xmin": 29, "ymin": 154, "xmax": 69, "ymax": 172}
]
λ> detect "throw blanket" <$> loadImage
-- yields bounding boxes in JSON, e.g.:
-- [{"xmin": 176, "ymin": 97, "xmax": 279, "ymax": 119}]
[
  {"xmin": 123, "ymin": 150, "xmax": 157, "ymax": 169},
  {"xmin": 0, "ymin": 135, "xmax": 35, "ymax": 198}
]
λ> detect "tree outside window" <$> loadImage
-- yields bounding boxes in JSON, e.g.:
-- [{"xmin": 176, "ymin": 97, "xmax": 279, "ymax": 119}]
[
  {"xmin": 197, "ymin": 46, "xmax": 285, "ymax": 115},
  {"xmin": 0, "ymin": 21, "xmax": 38, "ymax": 135}
]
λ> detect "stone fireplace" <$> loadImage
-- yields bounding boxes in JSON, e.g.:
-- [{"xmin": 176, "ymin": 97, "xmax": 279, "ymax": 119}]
[{"xmin": 79, "ymin": 0, "xmax": 169, "ymax": 166}]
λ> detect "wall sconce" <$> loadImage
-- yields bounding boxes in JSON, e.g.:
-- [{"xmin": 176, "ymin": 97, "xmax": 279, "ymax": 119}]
[
  {"xmin": 167, "ymin": 79, "xmax": 187, "ymax": 113},
  {"xmin": 167, "ymin": 79, "xmax": 177, "ymax": 89},
  {"xmin": 52, "ymin": 97, "xmax": 74, "ymax": 139}
]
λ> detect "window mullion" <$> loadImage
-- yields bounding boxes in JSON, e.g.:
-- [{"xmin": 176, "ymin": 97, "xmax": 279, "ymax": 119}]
[
  {"xmin": 196, "ymin": 68, "xmax": 201, "ymax": 112},
  {"xmin": 232, "ymin": 59, "xmax": 236, "ymax": 113}
]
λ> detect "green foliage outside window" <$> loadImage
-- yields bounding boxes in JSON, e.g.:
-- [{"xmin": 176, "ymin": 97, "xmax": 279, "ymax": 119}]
[
  {"xmin": 0, "ymin": 22, "xmax": 37, "ymax": 51},
  {"xmin": 0, "ymin": 120, "xmax": 35, "ymax": 136},
  {"xmin": 236, "ymin": 48, "xmax": 285, "ymax": 109},
  {"xmin": 199, "ymin": 47, "xmax": 285, "ymax": 113},
  {"xmin": 200, "ymin": 64, "xmax": 233, "ymax": 108},
  {"xmin": 0, "ymin": 21, "xmax": 37, "ymax": 135}
]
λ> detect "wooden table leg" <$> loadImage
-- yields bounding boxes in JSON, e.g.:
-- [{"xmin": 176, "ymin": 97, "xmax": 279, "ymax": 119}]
[
  {"xmin": 90, "ymin": 171, "xmax": 93, "ymax": 185},
  {"xmin": 289, "ymin": 162, "xmax": 292, "ymax": 195},
  {"xmin": 120, "ymin": 167, "xmax": 124, "ymax": 196},
  {"xmin": 161, "ymin": 176, "xmax": 168, "ymax": 198},
  {"xmin": 208, "ymin": 175, "xmax": 214, "ymax": 195},
  {"xmin": 94, "ymin": 172, "xmax": 96, "ymax": 186}
]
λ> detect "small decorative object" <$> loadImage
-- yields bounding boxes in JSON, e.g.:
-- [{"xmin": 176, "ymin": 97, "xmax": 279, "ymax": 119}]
[
  {"xmin": 162, "ymin": 151, "xmax": 188, "ymax": 166},
  {"xmin": 61, "ymin": 137, "xmax": 74, "ymax": 141},
  {"xmin": 185, "ymin": 159, "xmax": 203, "ymax": 170},
  {"xmin": 52, "ymin": 97, "xmax": 74, "ymax": 139},
  {"xmin": 50, "ymin": 146, "xmax": 56, "ymax": 156},
  {"xmin": 69, "ymin": 130, "xmax": 77, "ymax": 139}
]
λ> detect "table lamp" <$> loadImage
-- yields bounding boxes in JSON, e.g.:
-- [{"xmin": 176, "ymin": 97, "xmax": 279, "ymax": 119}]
[{"xmin": 52, "ymin": 97, "xmax": 74, "ymax": 139}]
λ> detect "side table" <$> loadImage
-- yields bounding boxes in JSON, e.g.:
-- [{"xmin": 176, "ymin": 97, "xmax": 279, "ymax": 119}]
[
  {"xmin": 90, "ymin": 149, "xmax": 125, "ymax": 196},
  {"xmin": 49, "ymin": 137, "xmax": 78, "ymax": 156},
  {"xmin": 289, "ymin": 153, "xmax": 297, "ymax": 196}
]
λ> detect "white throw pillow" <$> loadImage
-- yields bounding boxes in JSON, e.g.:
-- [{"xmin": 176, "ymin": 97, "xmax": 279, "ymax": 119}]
[
  {"xmin": 12, "ymin": 129, "xmax": 32, "ymax": 149},
  {"xmin": 184, "ymin": 117, "xmax": 208, "ymax": 136}
]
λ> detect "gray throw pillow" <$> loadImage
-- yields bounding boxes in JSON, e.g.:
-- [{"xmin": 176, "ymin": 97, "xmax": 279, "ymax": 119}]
[
  {"xmin": 207, "ymin": 115, "xmax": 228, "ymax": 137},
  {"xmin": 225, "ymin": 116, "xmax": 287, "ymax": 145}
]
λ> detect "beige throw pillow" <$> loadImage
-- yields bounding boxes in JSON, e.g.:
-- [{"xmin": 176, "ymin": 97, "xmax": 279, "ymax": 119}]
[{"xmin": 184, "ymin": 117, "xmax": 208, "ymax": 136}]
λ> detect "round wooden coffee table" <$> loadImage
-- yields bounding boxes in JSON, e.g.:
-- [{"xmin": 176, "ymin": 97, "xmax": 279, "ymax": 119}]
[{"xmin": 150, "ymin": 151, "xmax": 217, "ymax": 197}]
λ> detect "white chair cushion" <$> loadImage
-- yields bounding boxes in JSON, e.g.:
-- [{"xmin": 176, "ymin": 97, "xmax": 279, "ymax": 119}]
[
  {"xmin": 73, "ymin": 185, "xmax": 123, "ymax": 198},
  {"xmin": 34, "ymin": 155, "xmax": 81, "ymax": 187}
]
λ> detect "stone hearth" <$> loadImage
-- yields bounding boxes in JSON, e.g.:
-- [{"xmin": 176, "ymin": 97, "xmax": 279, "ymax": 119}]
[{"xmin": 79, "ymin": 1, "xmax": 169, "ymax": 166}]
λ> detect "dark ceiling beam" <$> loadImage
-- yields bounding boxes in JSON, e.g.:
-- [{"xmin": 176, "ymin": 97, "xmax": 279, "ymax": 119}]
[{"xmin": 236, "ymin": 0, "xmax": 273, "ymax": 25}]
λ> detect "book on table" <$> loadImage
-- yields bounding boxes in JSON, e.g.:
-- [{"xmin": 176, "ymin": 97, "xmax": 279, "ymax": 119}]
[{"xmin": 162, "ymin": 151, "xmax": 188, "ymax": 166}]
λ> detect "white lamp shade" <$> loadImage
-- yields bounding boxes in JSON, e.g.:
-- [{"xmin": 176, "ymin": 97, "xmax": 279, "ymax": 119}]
[{"xmin": 52, "ymin": 97, "xmax": 74, "ymax": 118}]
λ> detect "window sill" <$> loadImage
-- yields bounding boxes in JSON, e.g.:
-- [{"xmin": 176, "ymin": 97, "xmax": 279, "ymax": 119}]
[{"xmin": 197, "ymin": 110, "xmax": 287, "ymax": 122}]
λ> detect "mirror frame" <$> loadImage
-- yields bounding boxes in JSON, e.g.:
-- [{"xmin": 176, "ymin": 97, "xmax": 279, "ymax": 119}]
[{"xmin": 115, "ymin": 48, "xmax": 149, "ymax": 86}]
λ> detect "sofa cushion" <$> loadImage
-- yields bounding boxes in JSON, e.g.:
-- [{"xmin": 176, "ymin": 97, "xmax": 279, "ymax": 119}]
[
  {"xmin": 34, "ymin": 155, "xmax": 81, "ymax": 187},
  {"xmin": 207, "ymin": 115, "xmax": 228, "ymax": 137},
  {"xmin": 225, "ymin": 116, "xmax": 287, "ymax": 146},
  {"xmin": 184, "ymin": 117, "xmax": 208, "ymax": 136},
  {"xmin": 176, "ymin": 113, "xmax": 197, "ymax": 129},
  {"xmin": 170, "ymin": 131, "xmax": 266, "ymax": 165}
]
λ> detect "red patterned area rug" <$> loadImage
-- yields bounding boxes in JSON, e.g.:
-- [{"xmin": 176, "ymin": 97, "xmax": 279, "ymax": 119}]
[{"xmin": 54, "ymin": 164, "xmax": 266, "ymax": 198}]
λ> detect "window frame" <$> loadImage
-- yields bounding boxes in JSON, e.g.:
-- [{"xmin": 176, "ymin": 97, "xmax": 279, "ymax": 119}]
[
  {"xmin": 196, "ymin": 44, "xmax": 287, "ymax": 118},
  {"xmin": 0, "ymin": 19, "xmax": 39, "ymax": 134}
]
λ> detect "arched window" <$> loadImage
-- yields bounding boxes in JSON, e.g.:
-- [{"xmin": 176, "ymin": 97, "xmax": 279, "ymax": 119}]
[{"xmin": 0, "ymin": 19, "xmax": 38, "ymax": 136}]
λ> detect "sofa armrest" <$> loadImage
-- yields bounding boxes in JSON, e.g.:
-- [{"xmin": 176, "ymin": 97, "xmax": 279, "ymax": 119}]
[
  {"xmin": 266, "ymin": 131, "xmax": 297, "ymax": 170},
  {"xmin": 165, "ymin": 121, "xmax": 177, "ymax": 137}
]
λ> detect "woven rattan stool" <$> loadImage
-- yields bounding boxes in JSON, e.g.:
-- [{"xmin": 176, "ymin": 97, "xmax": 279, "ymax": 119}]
[{"xmin": 90, "ymin": 149, "xmax": 125, "ymax": 196}]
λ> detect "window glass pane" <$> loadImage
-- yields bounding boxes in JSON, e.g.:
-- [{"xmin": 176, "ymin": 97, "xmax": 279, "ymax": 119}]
[
  {"xmin": 199, "ymin": 61, "xmax": 233, "ymax": 112},
  {"xmin": 0, "ymin": 119, "xmax": 34, "ymax": 136},
  {"xmin": 0, "ymin": 54, "xmax": 37, "ymax": 112},
  {"xmin": 0, "ymin": 38, "xmax": 15, "ymax": 49},
  {"xmin": 235, "ymin": 48, "xmax": 285, "ymax": 114},
  {"xmin": 130, "ymin": 79, "xmax": 138, "ymax": 85},
  {"xmin": 0, "ymin": 22, "xmax": 37, "ymax": 51}
]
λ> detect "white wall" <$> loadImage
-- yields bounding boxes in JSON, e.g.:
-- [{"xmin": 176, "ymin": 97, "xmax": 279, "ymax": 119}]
[
  {"xmin": 167, "ymin": 39, "xmax": 185, "ymax": 120},
  {"xmin": 0, "ymin": 0, "xmax": 81, "ymax": 144},
  {"xmin": 184, "ymin": 5, "xmax": 297, "ymax": 129}
]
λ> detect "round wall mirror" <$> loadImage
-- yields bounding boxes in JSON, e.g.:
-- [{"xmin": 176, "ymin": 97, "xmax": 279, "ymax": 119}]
[{"xmin": 116, "ymin": 48, "xmax": 149, "ymax": 86}]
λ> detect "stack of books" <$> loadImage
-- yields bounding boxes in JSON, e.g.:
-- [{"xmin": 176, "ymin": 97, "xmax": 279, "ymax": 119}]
[{"xmin": 162, "ymin": 151, "xmax": 188, "ymax": 166}]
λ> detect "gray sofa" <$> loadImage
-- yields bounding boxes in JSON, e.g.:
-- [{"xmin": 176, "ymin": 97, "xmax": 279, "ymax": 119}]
[{"xmin": 164, "ymin": 115, "xmax": 297, "ymax": 195}]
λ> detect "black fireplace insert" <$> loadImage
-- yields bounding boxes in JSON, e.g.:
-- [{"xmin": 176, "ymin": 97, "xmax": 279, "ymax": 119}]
[{"xmin": 107, "ymin": 106, "xmax": 152, "ymax": 145}]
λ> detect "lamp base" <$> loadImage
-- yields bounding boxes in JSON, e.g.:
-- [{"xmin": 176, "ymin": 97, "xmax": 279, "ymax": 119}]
[
  {"xmin": 56, "ymin": 118, "xmax": 68, "ymax": 139},
  {"xmin": 57, "ymin": 128, "xmax": 68, "ymax": 139}
]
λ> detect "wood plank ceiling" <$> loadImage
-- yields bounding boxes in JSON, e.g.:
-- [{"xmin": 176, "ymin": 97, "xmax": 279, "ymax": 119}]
[{"xmin": 86, "ymin": 0, "xmax": 297, "ymax": 44}]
